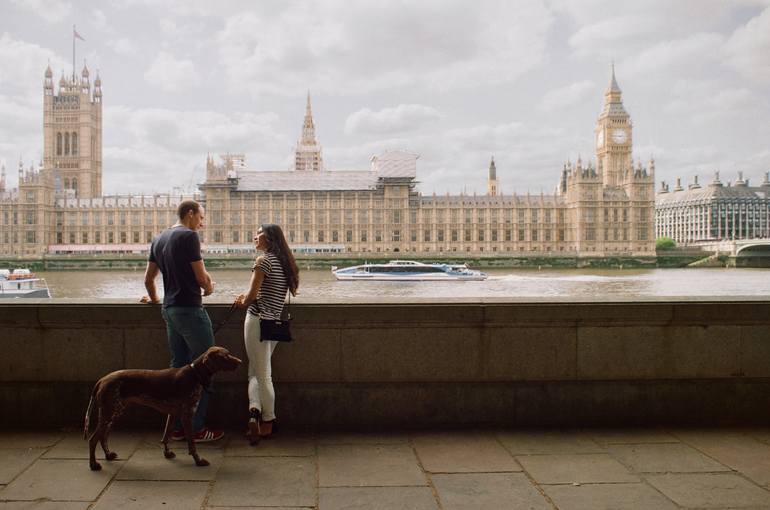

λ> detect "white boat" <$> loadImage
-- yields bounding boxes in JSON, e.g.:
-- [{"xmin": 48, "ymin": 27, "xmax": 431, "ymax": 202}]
[
  {"xmin": 331, "ymin": 260, "xmax": 487, "ymax": 281},
  {"xmin": 0, "ymin": 269, "xmax": 51, "ymax": 298}
]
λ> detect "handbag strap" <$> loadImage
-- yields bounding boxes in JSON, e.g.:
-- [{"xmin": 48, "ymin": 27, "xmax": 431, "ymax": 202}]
[{"xmin": 285, "ymin": 291, "xmax": 292, "ymax": 320}]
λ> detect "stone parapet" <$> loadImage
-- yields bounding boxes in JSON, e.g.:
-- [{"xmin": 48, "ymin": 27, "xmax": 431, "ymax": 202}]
[{"xmin": 1, "ymin": 298, "xmax": 769, "ymax": 429}]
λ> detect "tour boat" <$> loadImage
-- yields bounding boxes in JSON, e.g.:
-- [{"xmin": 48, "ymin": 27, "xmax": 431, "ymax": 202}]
[
  {"xmin": 0, "ymin": 269, "xmax": 51, "ymax": 298},
  {"xmin": 331, "ymin": 260, "xmax": 487, "ymax": 281}
]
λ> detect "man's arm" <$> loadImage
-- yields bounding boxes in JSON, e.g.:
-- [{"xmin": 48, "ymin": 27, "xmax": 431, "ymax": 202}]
[
  {"xmin": 141, "ymin": 261, "xmax": 161, "ymax": 304},
  {"xmin": 191, "ymin": 260, "xmax": 214, "ymax": 296}
]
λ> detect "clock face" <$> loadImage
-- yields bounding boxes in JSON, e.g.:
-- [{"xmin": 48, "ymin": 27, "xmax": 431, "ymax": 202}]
[
  {"xmin": 611, "ymin": 129, "xmax": 627, "ymax": 144},
  {"xmin": 596, "ymin": 132, "xmax": 604, "ymax": 148}
]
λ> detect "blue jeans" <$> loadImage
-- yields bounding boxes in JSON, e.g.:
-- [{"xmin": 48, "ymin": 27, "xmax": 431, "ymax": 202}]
[{"xmin": 161, "ymin": 306, "xmax": 215, "ymax": 431}]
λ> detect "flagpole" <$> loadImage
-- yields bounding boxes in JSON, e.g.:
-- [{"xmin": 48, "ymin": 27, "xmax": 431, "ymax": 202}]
[{"xmin": 72, "ymin": 25, "xmax": 75, "ymax": 82}]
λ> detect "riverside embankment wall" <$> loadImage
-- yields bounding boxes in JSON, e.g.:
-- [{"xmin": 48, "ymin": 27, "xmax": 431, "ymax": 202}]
[{"xmin": 1, "ymin": 298, "xmax": 769, "ymax": 429}]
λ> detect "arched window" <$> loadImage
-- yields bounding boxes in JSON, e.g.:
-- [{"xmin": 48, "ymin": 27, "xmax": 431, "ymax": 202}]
[
  {"xmin": 64, "ymin": 132, "xmax": 70, "ymax": 155},
  {"xmin": 56, "ymin": 133, "xmax": 62, "ymax": 155},
  {"xmin": 71, "ymin": 132, "xmax": 78, "ymax": 156},
  {"xmin": 64, "ymin": 178, "xmax": 70, "ymax": 189}
]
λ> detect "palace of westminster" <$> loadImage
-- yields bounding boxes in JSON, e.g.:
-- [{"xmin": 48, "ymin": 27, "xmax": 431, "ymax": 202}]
[{"xmin": 1, "ymin": 60, "xmax": 665, "ymax": 258}]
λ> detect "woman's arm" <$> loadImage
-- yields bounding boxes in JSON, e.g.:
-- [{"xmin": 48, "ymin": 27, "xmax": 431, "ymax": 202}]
[{"xmin": 234, "ymin": 256, "xmax": 266, "ymax": 308}]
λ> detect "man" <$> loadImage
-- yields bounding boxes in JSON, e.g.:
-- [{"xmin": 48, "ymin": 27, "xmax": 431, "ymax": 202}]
[{"xmin": 141, "ymin": 199, "xmax": 223, "ymax": 442}]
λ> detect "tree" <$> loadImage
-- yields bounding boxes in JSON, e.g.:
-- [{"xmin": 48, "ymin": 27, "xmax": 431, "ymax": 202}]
[{"xmin": 656, "ymin": 236, "xmax": 676, "ymax": 251}]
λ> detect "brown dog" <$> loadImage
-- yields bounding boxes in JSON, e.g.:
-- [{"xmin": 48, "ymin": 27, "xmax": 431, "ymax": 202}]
[{"xmin": 83, "ymin": 346, "xmax": 241, "ymax": 471}]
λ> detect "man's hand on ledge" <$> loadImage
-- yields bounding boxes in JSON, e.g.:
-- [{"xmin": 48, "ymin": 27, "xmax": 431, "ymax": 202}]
[{"xmin": 140, "ymin": 295, "xmax": 161, "ymax": 304}]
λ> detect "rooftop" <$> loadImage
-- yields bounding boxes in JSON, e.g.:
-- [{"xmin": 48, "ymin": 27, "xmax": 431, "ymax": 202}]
[{"xmin": 3, "ymin": 427, "xmax": 770, "ymax": 508}]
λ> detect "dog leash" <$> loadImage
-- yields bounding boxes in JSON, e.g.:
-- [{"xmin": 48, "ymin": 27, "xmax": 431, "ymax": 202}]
[{"xmin": 212, "ymin": 303, "xmax": 239, "ymax": 335}]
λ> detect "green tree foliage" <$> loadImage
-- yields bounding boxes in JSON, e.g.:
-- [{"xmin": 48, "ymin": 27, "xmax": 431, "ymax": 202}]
[{"xmin": 656, "ymin": 236, "xmax": 676, "ymax": 251}]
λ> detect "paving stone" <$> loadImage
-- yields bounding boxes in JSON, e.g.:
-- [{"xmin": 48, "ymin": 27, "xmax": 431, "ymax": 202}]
[
  {"xmin": 676, "ymin": 430, "xmax": 770, "ymax": 486},
  {"xmin": 0, "ymin": 459, "xmax": 121, "ymax": 501},
  {"xmin": 544, "ymin": 483, "xmax": 679, "ymax": 510},
  {"xmin": 411, "ymin": 432, "xmax": 520, "ymax": 473},
  {"xmin": 319, "ymin": 487, "xmax": 439, "ymax": 510},
  {"xmin": 517, "ymin": 454, "xmax": 639, "ymax": 484},
  {"xmin": 0, "ymin": 503, "xmax": 90, "ymax": 509},
  {"xmin": 590, "ymin": 429, "xmax": 680, "ymax": 445},
  {"xmin": 44, "ymin": 431, "xmax": 143, "ymax": 460},
  {"xmin": 646, "ymin": 473, "xmax": 770, "ymax": 508},
  {"xmin": 0, "ymin": 432, "xmax": 63, "ymax": 449},
  {"xmin": 208, "ymin": 457, "xmax": 315, "ymax": 507},
  {"xmin": 0, "ymin": 449, "xmax": 44, "ymax": 484},
  {"xmin": 432, "ymin": 473, "xmax": 551, "ymax": 510},
  {"xmin": 92, "ymin": 481, "xmax": 209, "ymax": 509},
  {"xmin": 497, "ymin": 430, "xmax": 603, "ymax": 455},
  {"xmin": 116, "ymin": 446, "xmax": 223, "ymax": 481},
  {"xmin": 207, "ymin": 508, "xmax": 310, "ymax": 510},
  {"xmin": 225, "ymin": 433, "xmax": 316, "ymax": 457},
  {"xmin": 318, "ymin": 432, "xmax": 409, "ymax": 445},
  {"xmin": 607, "ymin": 443, "xmax": 730, "ymax": 473},
  {"xmin": 318, "ymin": 444, "xmax": 426, "ymax": 487}
]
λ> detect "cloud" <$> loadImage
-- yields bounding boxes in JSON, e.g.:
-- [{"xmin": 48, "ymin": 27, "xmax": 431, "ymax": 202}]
[
  {"xmin": 214, "ymin": 0, "xmax": 554, "ymax": 96},
  {"xmin": 723, "ymin": 7, "xmax": 770, "ymax": 82},
  {"xmin": 542, "ymin": 80, "xmax": 595, "ymax": 111},
  {"xmin": 344, "ymin": 104, "xmax": 441, "ymax": 135},
  {"xmin": 9, "ymin": 0, "xmax": 71, "ymax": 23},
  {"xmin": 624, "ymin": 32, "xmax": 724, "ymax": 78},
  {"xmin": 101, "ymin": 105, "xmax": 288, "ymax": 192},
  {"xmin": 144, "ymin": 51, "xmax": 199, "ymax": 92},
  {"xmin": 109, "ymin": 38, "xmax": 139, "ymax": 57},
  {"xmin": 91, "ymin": 9, "xmax": 108, "ymax": 30}
]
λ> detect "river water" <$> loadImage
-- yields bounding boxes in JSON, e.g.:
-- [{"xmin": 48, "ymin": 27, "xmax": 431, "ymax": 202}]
[{"xmin": 35, "ymin": 267, "xmax": 770, "ymax": 300}]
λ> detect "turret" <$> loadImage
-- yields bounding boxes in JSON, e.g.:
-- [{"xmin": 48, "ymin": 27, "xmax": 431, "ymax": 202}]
[
  {"xmin": 487, "ymin": 156, "xmax": 498, "ymax": 196},
  {"xmin": 93, "ymin": 71, "xmax": 102, "ymax": 102},
  {"xmin": 44, "ymin": 64, "xmax": 53, "ymax": 96},
  {"xmin": 81, "ymin": 61, "xmax": 90, "ymax": 94},
  {"xmin": 761, "ymin": 172, "xmax": 770, "ymax": 188},
  {"xmin": 0, "ymin": 163, "xmax": 6, "ymax": 192}
]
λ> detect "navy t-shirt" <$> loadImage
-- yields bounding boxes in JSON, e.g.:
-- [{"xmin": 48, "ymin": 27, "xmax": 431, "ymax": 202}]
[{"xmin": 149, "ymin": 226, "xmax": 203, "ymax": 308}]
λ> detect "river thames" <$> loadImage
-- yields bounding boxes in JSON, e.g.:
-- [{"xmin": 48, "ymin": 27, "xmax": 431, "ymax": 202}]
[{"xmin": 34, "ymin": 267, "xmax": 770, "ymax": 300}]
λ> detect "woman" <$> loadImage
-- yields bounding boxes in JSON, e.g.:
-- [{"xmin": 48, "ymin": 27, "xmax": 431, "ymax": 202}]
[{"xmin": 234, "ymin": 224, "xmax": 299, "ymax": 442}]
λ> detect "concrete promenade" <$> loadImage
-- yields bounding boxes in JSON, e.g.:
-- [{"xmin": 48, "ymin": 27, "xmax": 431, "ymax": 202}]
[{"xmin": 5, "ymin": 428, "xmax": 770, "ymax": 509}]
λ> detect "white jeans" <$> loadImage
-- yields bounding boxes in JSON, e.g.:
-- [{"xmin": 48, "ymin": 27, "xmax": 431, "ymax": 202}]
[{"xmin": 244, "ymin": 313, "xmax": 278, "ymax": 421}]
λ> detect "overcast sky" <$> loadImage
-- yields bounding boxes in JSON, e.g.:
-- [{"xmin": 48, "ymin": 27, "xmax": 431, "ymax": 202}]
[{"xmin": 1, "ymin": 0, "xmax": 769, "ymax": 196}]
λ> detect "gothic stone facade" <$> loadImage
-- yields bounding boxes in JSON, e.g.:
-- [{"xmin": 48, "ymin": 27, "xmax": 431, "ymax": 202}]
[{"xmin": 0, "ymin": 65, "xmax": 655, "ymax": 258}]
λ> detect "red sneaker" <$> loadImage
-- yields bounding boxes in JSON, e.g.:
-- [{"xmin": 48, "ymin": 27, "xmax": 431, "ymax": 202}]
[
  {"xmin": 170, "ymin": 430, "xmax": 186, "ymax": 441},
  {"xmin": 194, "ymin": 428, "xmax": 224, "ymax": 443}
]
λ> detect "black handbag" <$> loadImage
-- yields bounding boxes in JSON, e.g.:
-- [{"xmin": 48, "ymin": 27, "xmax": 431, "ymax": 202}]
[{"xmin": 259, "ymin": 293, "xmax": 293, "ymax": 342}]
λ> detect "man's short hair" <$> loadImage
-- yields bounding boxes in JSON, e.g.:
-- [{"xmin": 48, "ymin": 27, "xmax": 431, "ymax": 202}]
[{"xmin": 177, "ymin": 200, "xmax": 200, "ymax": 220}]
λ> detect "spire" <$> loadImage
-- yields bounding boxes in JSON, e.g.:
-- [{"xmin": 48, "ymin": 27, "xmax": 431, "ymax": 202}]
[
  {"xmin": 488, "ymin": 156, "xmax": 497, "ymax": 180},
  {"xmin": 301, "ymin": 90, "xmax": 317, "ymax": 145},
  {"xmin": 0, "ymin": 162, "xmax": 5, "ymax": 192},
  {"xmin": 608, "ymin": 61, "xmax": 621, "ymax": 94},
  {"xmin": 600, "ymin": 62, "xmax": 627, "ymax": 118},
  {"xmin": 294, "ymin": 91, "xmax": 323, "ymax": 171},
  {"xmin": 487, "ymin": 156, "xmax": 498, "ymax": 196}
]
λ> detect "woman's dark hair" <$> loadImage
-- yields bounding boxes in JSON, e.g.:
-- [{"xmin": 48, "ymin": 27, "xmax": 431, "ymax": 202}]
[{"xmin": 260, "ymin": 224, "xmax": 299, "ymax": 296}]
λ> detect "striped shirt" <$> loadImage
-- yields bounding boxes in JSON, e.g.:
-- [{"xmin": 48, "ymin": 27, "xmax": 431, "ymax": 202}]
[{"xmin": 247, "ymin": 252, "xmax": 289, "ymax": 320}]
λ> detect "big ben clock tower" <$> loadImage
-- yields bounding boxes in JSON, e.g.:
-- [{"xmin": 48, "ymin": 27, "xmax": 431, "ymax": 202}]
[{"xmin": 595, "ymin": 64, "xmax": 631, "ymax": 187}]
